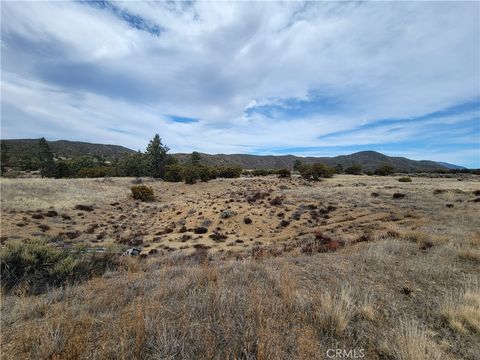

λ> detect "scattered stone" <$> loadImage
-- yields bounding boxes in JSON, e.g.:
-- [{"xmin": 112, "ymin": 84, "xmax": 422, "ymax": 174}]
[
  {"xmin": 402, "ymin": 286, "xmax": 412, "ymax": 296},
  {"xmin": 269, "ymin": 196, "xmax": 284, "ymax": 206},
  {"xmin": 180, "ymin": 234, "xmax": 192, "ymax": 242},
  {"xmin": 194, "ymin": 227, "xmax": 208, "ymax": 234},
  {"xmin": 280, "ymin": 220, "xmax": 290, "ymax": 227},
  {"xmin": 85, "ymin": 224, "xmax": 99, "ymax": 234},
  {"xmin": 75, "ymin": 205, "xmax": 94, "ymax": 212},
  {"xmin": 45, "ymin": 210, "xmax": 58, "ymax": 217},
  {"xmin": 420, "ymin": 240, "xmax": 434, "ymax": 250},
  {"xmin": 38, "ymin": 224, "xmax": 50, "ymax": 232},
  {"xmin": 220, "ymin": 210, "xmax": 237, "ymax": 219},
  {"xmin": 64, "ymin": 231, "xmax": 81, "ymax": 239},
  {"xmin": 129, "ymin": 237, "xmax": 143, "ymax": 246},
  {"xmin": 201, "ymin": 219, "xmax": 213, "ymax": 227},
  {"xmin": 209, "ymin": 231, "xmax": 228, "ymax": 242}
]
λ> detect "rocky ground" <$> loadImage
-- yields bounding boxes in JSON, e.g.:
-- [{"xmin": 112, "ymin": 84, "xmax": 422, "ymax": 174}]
[
  {"xmin": 1, "ymin": 175, "xmax": 479, "ymax": 258},
  {"xmin": 1, "ymin": 174, "xmax": 479, "ymax": 359}
]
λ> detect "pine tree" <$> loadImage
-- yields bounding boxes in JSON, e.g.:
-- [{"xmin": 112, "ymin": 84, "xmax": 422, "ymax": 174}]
[
  {"xmin": 145, "ymin": 134, "xmax": 169, "ymax": 178},
  {"xmin": 38, "ymin": 138, "xmax": 57, "ymax": 178},
  {"xmin": 190, "ymin": 151, "xmax": 201, "ymax": 165}
]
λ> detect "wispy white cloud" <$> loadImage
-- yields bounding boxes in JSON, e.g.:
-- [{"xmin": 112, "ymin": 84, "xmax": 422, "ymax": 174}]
[{"xmin": 1, "ymin": 1, "xmax": 479, "ymax": 166}]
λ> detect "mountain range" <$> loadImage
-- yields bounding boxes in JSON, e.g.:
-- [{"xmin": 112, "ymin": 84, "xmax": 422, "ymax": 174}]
[{"xmin": 1, "ymin": 139, "xmax": 463, "ymax": 172}]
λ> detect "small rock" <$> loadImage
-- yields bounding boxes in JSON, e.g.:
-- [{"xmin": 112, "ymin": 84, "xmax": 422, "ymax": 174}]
[
  {"xmin": 280, "ymin": 220, "xmax": 290, "ymax": 227},
  {"xmin": 194, "ymin": 227, "xmax": 208, "ymax": 234},
  {"xmin": 75, "ymin": 205, "xmax": 94, "ymax": 212},
  {"xmin": 38, "ymin": 224, "xmax": 50, "ymax": 232}
]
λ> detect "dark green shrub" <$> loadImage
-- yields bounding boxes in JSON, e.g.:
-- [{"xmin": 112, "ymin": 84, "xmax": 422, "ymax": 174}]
[
  {"xmin": 345, "ymin": 163, "xmax": 362, "ymax": 175},
  {"xmin": 206, "ymin": 167, "xmax": 218, "ymax": 180},
  {"xmin": 216, "ymin": 166, "xmax": 242, "ymax": 178},
  {"xmin": 374, "ymin": 164, "xmax": 395, "ymax": 176},
  {"xmin": 277, "ymin": 168, "xmax": 291, "ymax": 178},
  {"xmin": 183, "ymin": 166, "xmax": 198, "ymax": 184},
  {"xmin": 118, "ymin": 152, "xmax": 146, "ymax": 177},
  {"xmin": 77, "ymin": 166, "xmax": 111, "ymax": 178},
  {"xmin": 55, "ymin": 161, "xmax": 71, "ymax": 178},
  {"xmin": 131, "ymin": 185, "xmax": 155, "ymax": 201},
  {"xmin": 398, "ymin": 176, "xmax": 412, "ymax": 182},
  {"xmin": 164, "ymin": 164, "xmax": 184, "ymax": 182},
  {"xmin": 198, "ymin": 166, "xmax": 215, "ymax": 182},
  {"xmin": 252, "ymin": 169, "xmax": 271, "ymax": 176},
  {"xmin": 68, "ymin": 156, "xmax": 97, "ymax": 176},
  {"xmin": 299, "ymin": 163, "xmax": 335, "ymax": 180},
  {"xmin": 0, "ymin": 239, "xmax": 118, "ymax": 294}
]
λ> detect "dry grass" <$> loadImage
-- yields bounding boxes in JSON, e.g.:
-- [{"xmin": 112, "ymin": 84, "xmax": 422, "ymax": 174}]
[
  {"xmin": 441, "ymin": 282, "xmax": 480, "ymax": 334},
  {"xmin": 0, "ymin": 177, "xmax": 131, "ymax": 211},
  {"xmin": 393, "ymin": 318, "xmax": 442, "ymax": 360},
  {"xmin": 315, "ymin": 285, "xmax": 355, "ymax": 336},
  {"xmin": 1, "ymin": 174, "xmax": 479, "ymax": 359}
]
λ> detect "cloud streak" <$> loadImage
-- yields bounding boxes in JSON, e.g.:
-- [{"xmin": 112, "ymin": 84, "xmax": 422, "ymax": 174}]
[{"xmin": 1, "ymin": 1, "xmax": 479, "ymax": 166}]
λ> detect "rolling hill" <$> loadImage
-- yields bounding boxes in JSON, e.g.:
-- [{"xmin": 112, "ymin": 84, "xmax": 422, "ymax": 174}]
[
  {"xmin": 173, "ymin": 151, "xmax": 448, "ymax": 172},
  {"xmin": 1, "ymin": 139, "xmax": 135, "ymax": 161},
  {"xmin": 1, "ymin": 139, "xmax": 452, "ymax": 172}
]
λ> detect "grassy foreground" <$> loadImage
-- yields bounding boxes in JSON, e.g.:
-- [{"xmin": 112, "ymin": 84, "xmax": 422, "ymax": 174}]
[
  {"xmin": 1, "ymin": 231, "xmax": 479, "ymax": 359},
  {"xmin": 1, "ymin": 175, "xmax": 479, "ymax": 359}
]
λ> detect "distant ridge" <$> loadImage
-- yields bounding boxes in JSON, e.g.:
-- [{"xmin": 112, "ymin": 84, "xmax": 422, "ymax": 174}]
[
  {"xmin": 1, "ymin": 139, "xmax": 454, "ymax": 172},
  {"xmin": 173, "ymin": 150, "xmax": 448, "ymax": 172},
  {"xmin": 1, "ymin": 139, "xmax": 135, "ymax": 160},
  {"xmin": 436, "ymin": 161, "xmax": 466, "ymax": 170}
]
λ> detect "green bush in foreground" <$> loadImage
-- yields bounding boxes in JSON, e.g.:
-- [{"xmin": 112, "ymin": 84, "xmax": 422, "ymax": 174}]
[
  {"xmin": 398, "ymin": 176, "xmax": 412, "ymax": 182},
  {"xmin": 131, "ymin": 185, "xmax": 155, "ymax": 201},
  {"xmin": 0, "ymin": 239, "xmax": 118, "ymax": 295}
]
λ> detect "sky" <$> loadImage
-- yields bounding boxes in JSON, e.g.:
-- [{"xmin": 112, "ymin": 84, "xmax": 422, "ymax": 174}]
[{"xmin": 1, "ymin": 1, "xmax": 479, "ymax": 167}]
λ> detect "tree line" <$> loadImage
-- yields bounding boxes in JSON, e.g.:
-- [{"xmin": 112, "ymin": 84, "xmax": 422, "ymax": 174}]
[
  {"xmin": 1, "ymin": 135, "xmax": 243, "ymax": 183},
  {"xmin": 2, "ymin": 136, "xmax": 478, "ymax": 180}
]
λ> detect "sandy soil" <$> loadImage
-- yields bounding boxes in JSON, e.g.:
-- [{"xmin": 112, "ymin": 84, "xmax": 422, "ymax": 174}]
[{"xmin": 1, "ymin": 175, "xmax": 479, "ymax": 256}]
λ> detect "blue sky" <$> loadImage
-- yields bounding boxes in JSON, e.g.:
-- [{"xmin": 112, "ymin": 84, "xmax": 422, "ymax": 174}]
[{"xmin": 1, "ymin": 1, "xmax": 479, "ymax": 167}]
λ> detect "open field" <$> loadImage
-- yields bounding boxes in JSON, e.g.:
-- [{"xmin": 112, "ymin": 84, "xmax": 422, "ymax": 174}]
[{"xmin": 1, "ymin": 175, "xmax": 480, "ymax": 359}]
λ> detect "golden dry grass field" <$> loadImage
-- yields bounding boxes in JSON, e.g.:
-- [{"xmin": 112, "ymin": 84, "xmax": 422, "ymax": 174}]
[{"xmin": 1, "ymin": 175, "xmax": 479, "ymax": 359}]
